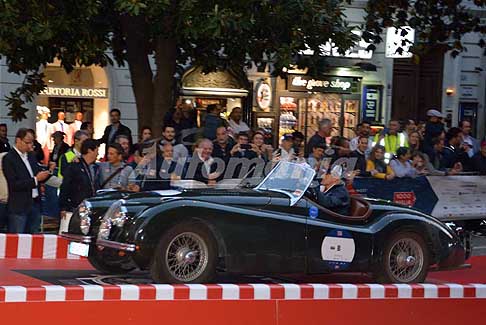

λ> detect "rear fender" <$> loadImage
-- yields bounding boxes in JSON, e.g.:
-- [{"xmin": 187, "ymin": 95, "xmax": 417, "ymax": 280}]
[{"xmin": 369, "ymin": 213, "xmax": 458, "ymax": 266}]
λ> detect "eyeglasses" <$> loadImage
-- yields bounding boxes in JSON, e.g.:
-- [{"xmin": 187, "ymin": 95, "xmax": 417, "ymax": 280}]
[{"xmin": 21, "ymin": 139, "xmax": 34, "ymax": 145}]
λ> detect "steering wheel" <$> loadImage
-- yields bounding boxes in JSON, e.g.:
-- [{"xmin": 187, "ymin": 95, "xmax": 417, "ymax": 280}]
[{"xmin": 305, "ymin": 181, "xmax": 320, "ymax": 202}]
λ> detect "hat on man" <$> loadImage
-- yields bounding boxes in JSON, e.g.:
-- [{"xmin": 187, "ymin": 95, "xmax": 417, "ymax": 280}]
[
  {"xmin": 281, "ymin": 134, "xmax": 294, "ymax": 142},
  {"xmin": 427, "ymin": 109, "xmax": 444, "ymax": 118},
  {"xmin": 51, "ymin": 131, "xmax": 66, "ymax": 139}
]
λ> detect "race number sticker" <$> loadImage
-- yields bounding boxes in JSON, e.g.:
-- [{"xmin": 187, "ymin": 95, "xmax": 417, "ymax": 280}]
[{"xmin": 321, "ymin": 229, "xmax": 355, "ymax": 270}]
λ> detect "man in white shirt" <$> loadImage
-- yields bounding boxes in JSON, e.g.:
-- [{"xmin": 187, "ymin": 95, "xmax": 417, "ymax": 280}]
[
  {"xmin": 2, "ymin": 128, "xmax": 50, "ymax": 233},
  {"xmin": 460, "ymin": 120, "xmax": 480, "ymax": 156},
  {"xmin": 228, "ymin": 107, "xmax": 250, "ymax": 134},
  {"xmin": 159, "ymin": 125, "xmax": 189, "ymax": 163},
  {"xmin": 349, "ymin": 121, "xmax": 373, "ymax": 155}
]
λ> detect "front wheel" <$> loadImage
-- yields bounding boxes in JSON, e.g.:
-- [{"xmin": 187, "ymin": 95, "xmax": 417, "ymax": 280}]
[
  {"xmin": 150, "ymin": 221, "xmax": 218, "ymax": 283},
  {"xmin": 374, "ymin": 231, "xmax": 430, "ymax": 283}
]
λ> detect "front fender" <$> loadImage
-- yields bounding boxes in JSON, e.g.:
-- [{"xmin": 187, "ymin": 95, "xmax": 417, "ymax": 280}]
[{"xmin": 118, "ymin": 199, "xmax": 230, "ymax": 270}]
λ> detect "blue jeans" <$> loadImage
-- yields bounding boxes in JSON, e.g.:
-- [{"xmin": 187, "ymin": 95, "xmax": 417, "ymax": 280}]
[
  {"xmin": 0, "ymin": 203, "xmax": 7, "ymax": 233},
  {"xmin": 42, "ymin": 185, "xmax": 60, "ymax": 219},
  {"xmin": 8, "ymin": 201, "xmax": 41, "ymax": 234}
]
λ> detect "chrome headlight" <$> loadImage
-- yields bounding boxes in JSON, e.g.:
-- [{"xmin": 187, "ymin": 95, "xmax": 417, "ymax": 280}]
[
  {"xmin": 98, "ymin": 200, "xmax": 128, "ymax": 240},
  {"xmin": 78, "ymin": 200, "xmax": 92, "ymax": 235}
]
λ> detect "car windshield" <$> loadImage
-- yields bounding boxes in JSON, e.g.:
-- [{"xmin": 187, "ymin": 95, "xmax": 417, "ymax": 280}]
[{"xmin": 255, "ymin": 161, "xmax": 315, "ymax": 206}]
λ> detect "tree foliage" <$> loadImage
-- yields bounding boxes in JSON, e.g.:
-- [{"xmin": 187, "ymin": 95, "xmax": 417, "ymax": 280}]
[{"xmin": 0, "ymin": 0, "xmax": 483, "ymax": 131}]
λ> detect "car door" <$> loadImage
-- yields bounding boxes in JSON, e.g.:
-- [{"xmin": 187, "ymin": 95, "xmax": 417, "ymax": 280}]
[
  {"xmin": 304, "ymin": 199, "xmax": 374, "ymax": 274},
  {"xmin": 214, "ymin": 195, "xmax": 309, "ymax": 274}
]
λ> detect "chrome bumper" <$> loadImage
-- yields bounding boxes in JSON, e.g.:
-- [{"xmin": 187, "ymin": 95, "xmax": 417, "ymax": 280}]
[
  {"xmin": 61, "ymin": 232, "xmax": 136, "ymax": 252},
  {"xmin": 61, "ymin": 232, "xmax": 93, "ymax": 244},
  {"xmin": 96, "ymin": 239, "xmax": 137, "ymax": 252}
]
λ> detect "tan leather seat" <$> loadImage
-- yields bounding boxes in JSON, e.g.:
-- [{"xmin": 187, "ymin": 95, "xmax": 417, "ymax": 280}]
[
  {"xmin": 318, "ymin": 196, "xmax": 372, "ymax": 222},
  {"xmin": 350, "ymin": 197, "xmax": 371, "ymax": 218}
]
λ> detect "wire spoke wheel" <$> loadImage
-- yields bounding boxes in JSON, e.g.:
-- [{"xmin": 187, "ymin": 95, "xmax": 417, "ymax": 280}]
[
  {"xmin": 387, "ymin": 237, "xmax": 424, "ymax": 283},
  {"xmin": 164, "ymin": 232, "xmax": 209, "ymax": 282}
]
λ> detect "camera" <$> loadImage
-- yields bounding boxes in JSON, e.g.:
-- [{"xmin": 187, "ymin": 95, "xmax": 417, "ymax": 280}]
[{"xmin": 240, "ymin": 144, "xmax": 252, "ymax": 150}]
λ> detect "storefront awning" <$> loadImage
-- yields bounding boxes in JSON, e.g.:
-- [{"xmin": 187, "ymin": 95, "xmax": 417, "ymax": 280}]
[{"xmin": 181, "ymin": 87, "xmax": 249, "ymax": 98}]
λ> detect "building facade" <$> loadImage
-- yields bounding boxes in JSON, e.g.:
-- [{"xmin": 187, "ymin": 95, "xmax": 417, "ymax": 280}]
[{"xmin": 0, "ymin": 1, "xmax": 484, "ymax": 147}]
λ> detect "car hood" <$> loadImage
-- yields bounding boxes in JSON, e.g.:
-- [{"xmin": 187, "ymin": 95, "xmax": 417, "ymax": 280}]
[{"xmin": 87, "ymin": 187, "xmax": 283, "ymax": 209}]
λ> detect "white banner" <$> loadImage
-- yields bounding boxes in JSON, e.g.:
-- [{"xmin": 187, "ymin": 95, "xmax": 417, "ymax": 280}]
[{"xmin": 427, "ymin": 176, "xmax": 486, "ymax": 221}]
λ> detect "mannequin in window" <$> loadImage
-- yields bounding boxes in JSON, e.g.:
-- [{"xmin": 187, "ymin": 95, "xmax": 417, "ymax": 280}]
[
  {"xmin": 52, "ymin": 111, "xmax": 71, "ymax": 144},
  {"xmin": 69, "ymin": 111, "xmax": 84, "ymax": 145},
  {"xmin": 36, "ymin": 107, "xmax": 51, "ymax": 149},
  {"xmin": 36, "ymin": 106, "xmax": 52, "ymax": 163}
]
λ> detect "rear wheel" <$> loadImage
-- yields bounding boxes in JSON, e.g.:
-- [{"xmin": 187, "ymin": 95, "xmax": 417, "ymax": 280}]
[
  {"xmin": 150, "ymin": 221, "xmax": 218, "ymax": 283},
  {"xmin": 374, "ymin": 231, "xmax": 430, "ymax": 283}
]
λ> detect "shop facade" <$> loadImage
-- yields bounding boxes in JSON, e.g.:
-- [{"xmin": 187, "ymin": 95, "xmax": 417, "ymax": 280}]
[
  {"xmin": 249, "ymin": 59, "xmax": 386, "ymax": 147},
  {"xmin": 0, "ymin": 58, "xmax": 139, "ymax": 145},
  {"xmin": 178, "ymin": 66, "xmax": 251, "ymax": 126}
]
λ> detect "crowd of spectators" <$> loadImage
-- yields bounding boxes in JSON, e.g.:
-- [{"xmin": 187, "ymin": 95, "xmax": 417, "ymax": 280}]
[{"xmin": 1, "ymin": 103, "xmax": 486, "ymax": 234}]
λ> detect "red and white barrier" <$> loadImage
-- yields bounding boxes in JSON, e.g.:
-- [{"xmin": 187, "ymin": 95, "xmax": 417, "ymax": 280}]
[
  {"xmin": 2, "ymin": 234, "xmax": 486, "ymax": 325},
  {"xmin": 1, "ymin": 283, "xmax": 486, "ymax": 302},
  {"xmin": 0, "ymin": 234, "xmax": 80, "ymax": 259}
]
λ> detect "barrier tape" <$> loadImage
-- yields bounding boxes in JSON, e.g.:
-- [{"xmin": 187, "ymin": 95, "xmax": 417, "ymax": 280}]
[
  {"xmin": 1, "ymin": 283, "xmax": 485, "ymax": 302},
  {"xmin": 0, "ymin": 234, "xmax": 80, "ymax": 260}
]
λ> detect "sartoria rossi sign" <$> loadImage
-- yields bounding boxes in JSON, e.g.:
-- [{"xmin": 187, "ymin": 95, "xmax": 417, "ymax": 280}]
[
  {"xmin": 287, "ymin": 75, "xmax": 356, "ymax": 93},
  {"xmin": 39, "ymin": 86, "xmax": 109, "ymax": 98}
]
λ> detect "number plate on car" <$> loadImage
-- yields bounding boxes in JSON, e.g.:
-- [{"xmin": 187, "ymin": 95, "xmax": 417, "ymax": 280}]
[{"xmin": 68, "ymin": 242, "xmax": 89, "ymax": 257}]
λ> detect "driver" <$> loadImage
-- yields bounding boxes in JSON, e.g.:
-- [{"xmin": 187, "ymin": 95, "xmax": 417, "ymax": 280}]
[{"xmin": 316, "ymin": 173, "xmax": 350, "ymax": 215}]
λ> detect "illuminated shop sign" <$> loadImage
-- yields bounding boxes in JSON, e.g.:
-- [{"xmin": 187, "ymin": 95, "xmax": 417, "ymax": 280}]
[
  {"xmin": 39, "ymin": 86, "xmax": 109, "ymax": 98},
  {"xmin": 288, "ymin": 75, "xmax": 356, "ymax": 93}
]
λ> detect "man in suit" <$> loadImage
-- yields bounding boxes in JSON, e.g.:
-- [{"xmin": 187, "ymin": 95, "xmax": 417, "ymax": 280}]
[
  {"xmin": 3, "ymin": 128, "xmax": 50, "ymax": 233},
  {"xmin": 59, "ymin": 139, "xmax": 99, "ymax": 215},
  {"xmin": 99, "ymin": 108, "xmax": 132, "ymax": 157},
  {"xmin": 0, "ymin": 123, "xmax": 11, "ymax": 153}
]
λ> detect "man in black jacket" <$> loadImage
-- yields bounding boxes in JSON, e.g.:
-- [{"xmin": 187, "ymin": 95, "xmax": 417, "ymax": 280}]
[
  {"xmin": 186, "ymin": 139, "xmax": 222, "ymax": 185},
  {"xmin": 0, "ymin": 123, "xmax": 11, "ymax": 153},
  {"xmin": 50, "ymin": 131, "xmax": 70, "ymax": 165},
  {"xmin": 212, "ymin": 126, "xmax": 235, "ymax": 164},
  {"xmin": 99, "ymin": 108, "xmax": 133, "ymax": 157},
  {"xmin": 306, "ymin": 118, "xmax": 333, "ymax": 156},
  {"xmin": 59, "ymin": 139, "xmax": 99, "ymax": 215},
  {"xmin": 442, "ymin": 127, "xmax": 471, "ymax": 170},
  {"xmin": 350, "ymin": 136, "xmax": 371, "ymax": 177},
  {"xmin": 472, "ymin": 141, "xmax": 486, "ymax": 175},
  {"xmin": 3, "ymin": 128, "xmax": 50, "ymax": 233}
]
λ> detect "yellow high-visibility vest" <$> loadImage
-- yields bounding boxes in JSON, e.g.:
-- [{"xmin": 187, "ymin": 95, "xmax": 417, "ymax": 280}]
[
  {"xmin": 57, "ymin": 150, "xmax": 77, "ymax": 178},
  {"xmin": 372, "ymin": 133, "xmax": 408, "ymax": 163}
]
